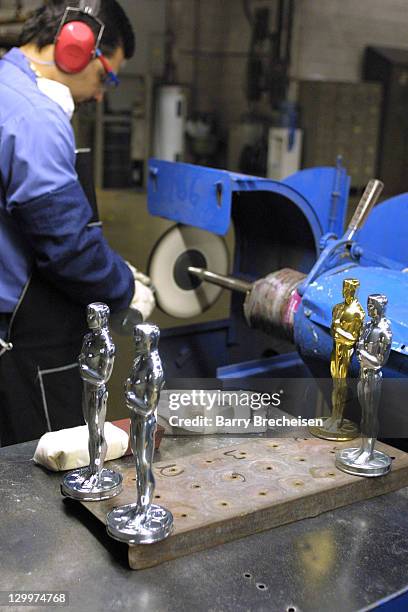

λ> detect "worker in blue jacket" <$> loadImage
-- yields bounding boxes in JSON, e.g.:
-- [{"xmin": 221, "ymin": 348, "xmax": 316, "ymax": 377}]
[{"xmin": 0, "ymin": 0, "xmax": 155, "ymax": 445}]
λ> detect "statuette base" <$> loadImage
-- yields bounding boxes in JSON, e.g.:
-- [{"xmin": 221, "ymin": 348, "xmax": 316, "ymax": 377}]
[
  {"xmin": 335, "ymin": 446, "xmax": 392, "ymax": 477},
  {"xmin": 61, "ymin": 467, "xmax": 123, "ymax": 501},
  {"xmin": 309, "ymin": 417, "xmax": 359, "ymax": 441},
  {"xmin": 107, "ymin": 503, "xmax": 173, "ymax": 544}
]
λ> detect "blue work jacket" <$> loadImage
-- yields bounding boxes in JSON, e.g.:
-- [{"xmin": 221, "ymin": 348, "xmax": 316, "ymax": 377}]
[{"xmin": 0, "ymin": 48, "xmax": 134, "ymax": 314}]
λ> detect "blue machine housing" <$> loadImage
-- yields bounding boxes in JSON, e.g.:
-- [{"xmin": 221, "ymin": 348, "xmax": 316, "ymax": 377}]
[
  {"xmin": 147, "ymin": 159, "xmax": 408, "ymax": 386},
  {"xmin": 296, "ymin": 266, "xmax": 408, "ymax": 378},
  {"xmin": 148, "ymin": 159, "xmax": 348, "ymax": 379},
  {"xmin": 148, "ymin": 159, "xmax": 349, "ymax": 240}
]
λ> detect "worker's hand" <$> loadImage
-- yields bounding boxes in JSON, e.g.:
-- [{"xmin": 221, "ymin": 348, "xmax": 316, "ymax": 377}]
[
  {"xmin": 126, "ymin": 262, "xmax": 156, "ymax": 321},
  {"xmin": 126, "ymin": 261, "xmax": 153, "ymax": 287},
  {"xmin": 130, "ymin": 279, "xmax": 156, "ymax": 321}
]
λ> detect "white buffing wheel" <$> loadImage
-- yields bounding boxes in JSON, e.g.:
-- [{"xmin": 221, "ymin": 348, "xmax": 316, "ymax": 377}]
[{"xmin": 148, "ymin": 225, "xmax": 229, "ymax": 318}]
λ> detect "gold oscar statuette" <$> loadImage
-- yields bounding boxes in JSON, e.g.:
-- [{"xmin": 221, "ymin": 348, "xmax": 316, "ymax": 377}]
[{"xmin": 309, "ymin": 278, "xmax": 365, "ymax": 441}]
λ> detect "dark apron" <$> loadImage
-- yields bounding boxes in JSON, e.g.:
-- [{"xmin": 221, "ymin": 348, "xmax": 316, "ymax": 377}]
[
  {"xmin": 0, "ymin": 272, "xmax": 87, "ymax": 445},
  {"xmin": 0, "ymin": 150, "xmax": 98, "ymax": 446}
]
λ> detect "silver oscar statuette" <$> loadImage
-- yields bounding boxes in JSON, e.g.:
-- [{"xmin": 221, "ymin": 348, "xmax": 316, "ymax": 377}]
[
  {"xmin": 61, "ymin": 303, "xmax": 123, "ymax": 500},
  {"xmin": 107, "ymin": 323, "xmax": 173, "ymax": 544},
  {"xmin": 336, "ymin": 294, "xmax": 393, "ymax": 477}
]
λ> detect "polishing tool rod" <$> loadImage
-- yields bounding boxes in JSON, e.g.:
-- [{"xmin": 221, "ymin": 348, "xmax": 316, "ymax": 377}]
[
  {"xmin": 344, "ymin": 178, "xmax": 384, "ymax": 241},
  {"xmin": 188, "ymin": 267, "xmax": 253, "ymax": 293}
]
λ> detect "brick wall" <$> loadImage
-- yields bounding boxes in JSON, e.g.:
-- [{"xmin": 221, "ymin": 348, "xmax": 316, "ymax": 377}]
[
  {"xmin": 293, "ymin": 0, "xmax": 408, "ymax": 81},
  {"xmin": 169, "ymin": 0, "xmax": 408, "ymax": 128},
  {"xmin": 170, "ymin": 0, "xmax": 256, "ymax": 124}
]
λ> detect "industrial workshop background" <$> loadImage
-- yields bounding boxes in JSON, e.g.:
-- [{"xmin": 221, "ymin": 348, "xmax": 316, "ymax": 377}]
[{"xmin": 1, "ymin": 0, "xmax": 408, "ymax": 412}]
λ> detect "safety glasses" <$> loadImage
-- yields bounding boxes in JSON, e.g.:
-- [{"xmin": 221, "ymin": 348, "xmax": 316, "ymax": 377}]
[{"xmin": 95, "ymin": 48, "xmax": 120, "ymax": 87}]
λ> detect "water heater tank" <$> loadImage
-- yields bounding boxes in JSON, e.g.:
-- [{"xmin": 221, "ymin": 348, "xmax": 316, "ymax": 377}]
[{"xmin": 153, "ymin": 85, "xmax": 186, "ymax": 162}]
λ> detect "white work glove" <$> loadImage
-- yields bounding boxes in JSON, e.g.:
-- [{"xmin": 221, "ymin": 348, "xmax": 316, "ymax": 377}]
[{"xmin": 126, "ymin": 261, "xmax": 156, "ymax": 321}]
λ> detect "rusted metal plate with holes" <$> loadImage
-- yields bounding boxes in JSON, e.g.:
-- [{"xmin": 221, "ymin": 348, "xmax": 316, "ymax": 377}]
[{"xmin": 81, "ymin": 438, "xmax": 408, "ymax": 569}]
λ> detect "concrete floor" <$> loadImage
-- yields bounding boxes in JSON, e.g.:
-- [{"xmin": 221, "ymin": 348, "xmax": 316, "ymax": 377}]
[{"xmin": 97, "ymin": 188, "xmax": 234, "ymax": 419}]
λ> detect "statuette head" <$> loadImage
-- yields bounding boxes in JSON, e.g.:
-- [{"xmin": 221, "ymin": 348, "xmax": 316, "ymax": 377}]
[
  {"xmin": 367, "ymin": 294, "xmax": 387, "ymax": 319},
  {"xmin": 87, "ymin": 303, "xmax": 110, "ymax": 329},
  {"xmin": 342, "ymin": 278, "xmax": 360, "ymax": 304},
  {"xmin": 133, "ymin": 323, "xmax": 160, "ymax": 352}
]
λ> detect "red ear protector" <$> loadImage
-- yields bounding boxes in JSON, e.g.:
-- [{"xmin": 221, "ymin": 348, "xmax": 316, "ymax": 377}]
[{"xmin": 54, "ymin": 4, "xmax": 119, "ymax": 86}]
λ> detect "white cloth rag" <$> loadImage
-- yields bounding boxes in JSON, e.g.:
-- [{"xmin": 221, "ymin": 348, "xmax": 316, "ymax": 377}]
[{"xmin": 33, "ymin": 422, "xmax": 129, "ymax": 472}]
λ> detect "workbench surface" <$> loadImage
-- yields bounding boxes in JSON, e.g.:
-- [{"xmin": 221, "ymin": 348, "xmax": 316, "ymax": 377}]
[{"xmin": 1, "ymin": 435, "xmax": 408, "ymax": 612}]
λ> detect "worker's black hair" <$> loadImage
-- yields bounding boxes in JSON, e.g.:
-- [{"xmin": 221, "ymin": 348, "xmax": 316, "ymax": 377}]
[{"xmin": 19, "ymin": 0, "xmax": 135, "ymax": 59}]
